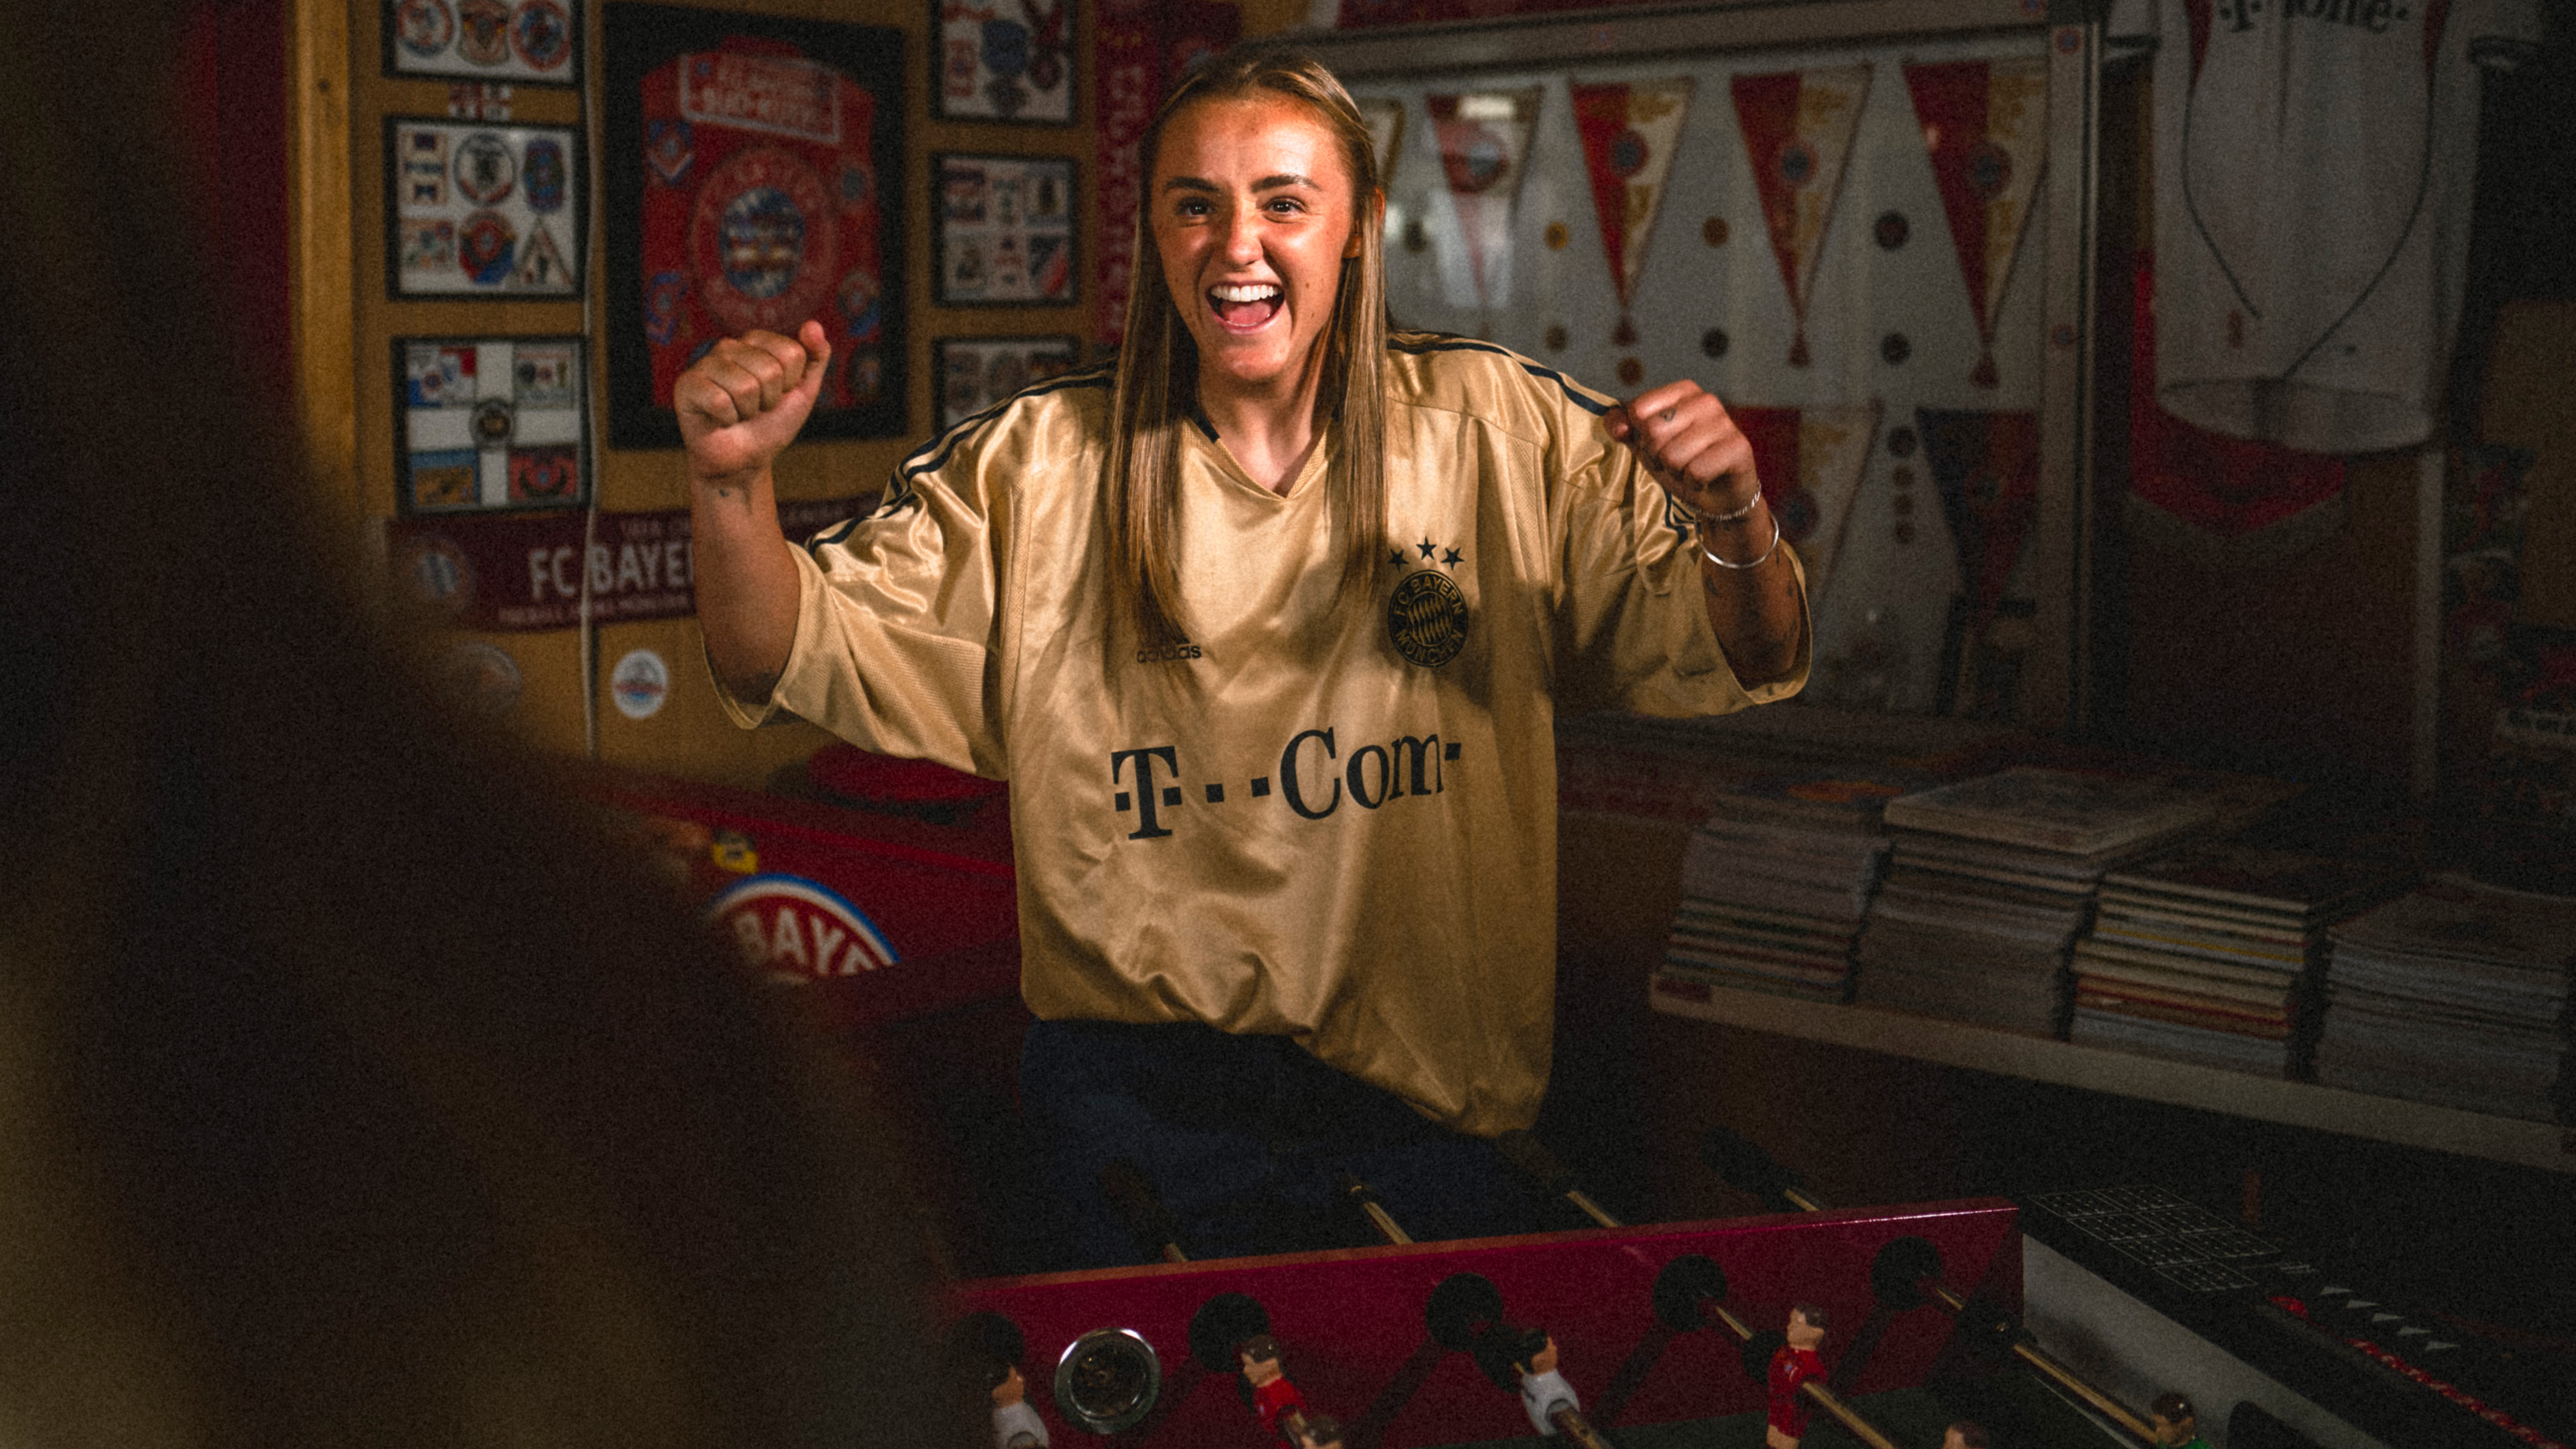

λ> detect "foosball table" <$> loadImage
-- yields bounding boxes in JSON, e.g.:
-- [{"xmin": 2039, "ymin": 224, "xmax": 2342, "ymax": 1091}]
[{"xmin": 944, "ymin": 1197, "xmax": 2153, "ymax": 1449}]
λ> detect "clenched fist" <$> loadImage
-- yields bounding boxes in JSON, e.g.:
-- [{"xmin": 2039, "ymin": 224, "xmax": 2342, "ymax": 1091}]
[
  {"xmin": 1601, "ymin": 379, "xmax": 1760, "ymax": 523},
  {"xmin": 677, "ymin": 319, "xmax": 833, "ymax": 489}
]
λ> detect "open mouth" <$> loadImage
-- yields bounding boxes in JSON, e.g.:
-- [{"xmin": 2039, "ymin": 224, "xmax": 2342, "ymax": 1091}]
[{"xmin": 1207, "ymin": 282, "xmax": 1282, "ymax": 332}]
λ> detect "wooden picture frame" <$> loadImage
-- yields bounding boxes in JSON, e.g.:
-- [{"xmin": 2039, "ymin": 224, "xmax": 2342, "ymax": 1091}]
[
  {"xmin": 384, "ymin": 116, "xmax": 585, "ymax": 299},
  {"xmin": 933, "ymin": 334, "xmax": 1082, "ymax": 429},
  {"xmin": 603, "ymin": 2, "xmax": 907, "ymax": 447},
  {"xmin": 931, "ymin": 152, "xmax": 1079, "ymax": 307},
  {"xmin": 931, "ymin": 0, "xmax": 1076, "ymax": 124}
]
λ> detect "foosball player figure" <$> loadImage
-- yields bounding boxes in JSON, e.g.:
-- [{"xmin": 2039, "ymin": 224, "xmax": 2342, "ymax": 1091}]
[
  {"xmin": 990, "ymin": 1362, "xmax": 1049, "ymax": 1449},
  {"xmin": 1518, "ymin": 1333, "xmax": 1582, "ymax": 1437},
  {"xmin": 2149, "ymin": 1392, "xmax": 2211, "ymax": 1449},
  {"xmin": 1239, "ymin": 1335, "xmax": 1344, "ymax": 1449},
  {"xmin": 1764, "ymin": 1302, "xmax": 1830, "ymax": 1449},
  {"xmin": 1940, "ymin": 1421, "xmax": 1991, "ymax": 1449}
]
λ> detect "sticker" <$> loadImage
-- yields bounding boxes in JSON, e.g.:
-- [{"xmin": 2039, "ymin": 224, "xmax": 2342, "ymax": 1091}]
[
  {"xmin": 405, "ymin": 344, "xmax": 476, "ymax": 405},
  {"xmin": 401, "ymin": 127, "xmax": 449, "ymax": 204},
  {"xmin": 399, "ymin": 218, "xmax": 456, "ymax": 272},
  {"xmin": 1387, "ymin": 569, "xmax": 1469, "ymax": 668},
  {"xmin": 459, "ymin": 209, "xmax": 517, "ymax": 284},
  {"xmin": 610, "ymin": 648, "xmax": 670, "ymax": 719},
  {"xmin": 1544, "ymin": 221, "xmax": 1568, "ymax": 250},
  {"xmin": 408, "ymin": 452, "xmax": 479, "ymax": 508},
  {"xmin": 1880, "ymin": 332, "xmax": 1912, "ymax": 365},
  {"xmin": 441, "ymin": 641, "xmax": 523, "ymax": 715},
  {"xmin": 520, "ymin": 135, "xmax": 566, "ymax": 211},
  {"xmin": 513, "ymin": 220, "xmax": 569, "ymax": 288},
  {"xmin": 1543, "ymin": 324, "xmax": 1568, "ymax": 351},
  {"xmin": 1701, "ymin": 327, "xmax": 1729, "ymax": 358},
  {"xmin": 513, "ymin": 343, "xmax": 575, "ymax": 405},
  {"xmin": 1702, "ymin": 216, "xmax": 1729, "ymax": 246},
  {"xmin": 507, "ymin": 446, "xmax": 578, "ymax": 502},
  {"xmin": 704, "ymin": 874, "xmax": 899, "ymax": 982},
  {"xmin": 1616, "ymin": 357, "xmax": 1644, "ymax": 387},
  {"xmin": 395, "ymin": 0, "xmax": 456, "ymax": 57},
  {"xmin": 457, "ymin": 0, "xmax": 511, "ymax": 65},
  {"xmin": 1875, "ymin": 209, "xmax": 1909, "ymax": 250},
  {"xmin": 509, "ymin": 0, "xmax": 571, "ymax": 71},
  {"xmin": 453, "ymin": 131, "xmax": 517, "ymax": 203},
  {"xmin": 396, "ymin": 532, "xmax": 476, "ymax": 613}
]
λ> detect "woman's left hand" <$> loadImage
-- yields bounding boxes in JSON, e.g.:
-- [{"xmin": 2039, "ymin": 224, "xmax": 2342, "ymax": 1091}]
[{"xmin": 1603, "ymin": 380, "xmax": 1761, "ymax": 521}]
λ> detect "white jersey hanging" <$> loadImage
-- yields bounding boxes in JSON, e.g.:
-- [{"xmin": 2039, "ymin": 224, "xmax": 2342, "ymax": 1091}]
[{"xmin": 2110, "ymin": 0, "xmax": 2540, "ymax": 453}]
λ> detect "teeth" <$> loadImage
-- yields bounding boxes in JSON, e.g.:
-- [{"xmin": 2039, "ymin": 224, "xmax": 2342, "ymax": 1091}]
[{"xmin": 1211, "ymin": 284, "xmax": 1281, "ymax": 302}]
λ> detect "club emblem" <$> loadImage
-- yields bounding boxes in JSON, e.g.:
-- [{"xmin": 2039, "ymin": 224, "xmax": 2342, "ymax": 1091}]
[{"xmin": 1387, "ymin": 569, "xmax": 1470, "ymax": 668}]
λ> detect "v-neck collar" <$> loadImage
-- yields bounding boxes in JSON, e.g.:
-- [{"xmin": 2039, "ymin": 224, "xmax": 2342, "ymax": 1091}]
[{"xmin": 1184, "ymin": 408, "xmax": 1331, "ymax": 502}]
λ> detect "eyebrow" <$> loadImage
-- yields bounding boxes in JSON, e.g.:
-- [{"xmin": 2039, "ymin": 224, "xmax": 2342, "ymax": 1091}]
[{"xmin": 1160, "ymin": 173, "xmax": 1323, "ymax": 194}]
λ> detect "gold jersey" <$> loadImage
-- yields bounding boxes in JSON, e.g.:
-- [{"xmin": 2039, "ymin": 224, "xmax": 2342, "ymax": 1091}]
[{"xmin": 723, "ymin": 336, "xmax": 1807, "ymax": 1135}]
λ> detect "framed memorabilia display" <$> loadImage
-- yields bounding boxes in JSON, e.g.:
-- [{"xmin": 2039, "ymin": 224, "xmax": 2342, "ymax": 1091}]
[
  {"xmin": 933, "ymin": 0, "xmax": 1075, "ymax": 124},
  {"xmin": 932, "ymin": 153, "xmax": 1078, "ymax": 306},
  {"xmin": 394, "ymin": 335, "xmax": 589, "ymax": 514},
  {"xmin": 385, "ymin": 0, "xmax": 581, "ymax": 86},
  {"xmin": 1283, "ymin": 0, "xmax": 2100, "ymax": 729},
  {"xmin": 604, "ymin": 3, "xmax": 906, "ymax": 447},
  {"xmin": 385, "ymin": 118, "xmax": 584, "ymax": 298},
  {"xmin": 934, "ymin": 334, "xmax": 1081, "ymax": 428}
]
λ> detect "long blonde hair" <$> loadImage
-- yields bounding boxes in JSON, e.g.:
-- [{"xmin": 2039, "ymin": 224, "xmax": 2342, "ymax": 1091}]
[{"xmin": 1106, "ymin": 50, "xmax": 1390, "ymax": 646}]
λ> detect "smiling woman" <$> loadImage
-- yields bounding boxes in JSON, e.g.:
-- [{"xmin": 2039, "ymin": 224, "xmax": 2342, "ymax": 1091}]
[{"xmin": 677, "ymin": 48, "xmax": 1810, "ymax": 1271}]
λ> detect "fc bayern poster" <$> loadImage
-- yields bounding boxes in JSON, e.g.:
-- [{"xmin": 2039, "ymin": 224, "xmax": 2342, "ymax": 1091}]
[{"xmin": 605, "ymin": 3, "xmax": 906, "ymax": 447}]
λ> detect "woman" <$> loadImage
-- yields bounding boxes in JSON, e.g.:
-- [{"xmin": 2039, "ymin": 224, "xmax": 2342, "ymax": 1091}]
[{"xmin": 681, "ymin": 51, "xmax": 1808, "ymax": 1266}]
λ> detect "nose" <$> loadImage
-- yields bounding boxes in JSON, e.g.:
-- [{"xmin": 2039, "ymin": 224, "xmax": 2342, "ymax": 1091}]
[{"xmin": 1221, "ymin": 202, "xmax": 1263, "ymax": 265}]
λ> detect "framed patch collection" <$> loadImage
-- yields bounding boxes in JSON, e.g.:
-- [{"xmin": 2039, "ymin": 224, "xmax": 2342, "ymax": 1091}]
[
  {"xmin": 934, "ymin": 0, "xmax": 1076, "ymax": 124},
  {"xmin": 603, "ymin": 3, "xmax": 909, "ymax": 447},
  {"xmin": 385, "ymin": 0, "xmax": 580, "ymax": 85},
  {"xmin": 934, "ymin": 334, "xmax": 1081, "ymax": 429},
  {"xmin": 933, "ymin": 153, "xmax": 1077, "ymax": 306},
  {"xmin": 394, "ymin": 336, "xmax": 590, "ymax": 514},
  {"xmin": 386, "ymin": 119, "xmax": 584, "ymax": 298}
]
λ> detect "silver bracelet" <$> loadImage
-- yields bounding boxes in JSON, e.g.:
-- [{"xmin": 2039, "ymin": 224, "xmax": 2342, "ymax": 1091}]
[
  {"xmin": 1706, "ymin": 490, "xmax": 1762, "ymax": 524},
  {"xmin": 1699, "ymin": 510, "xmax": 1782, "ymax": 570}
]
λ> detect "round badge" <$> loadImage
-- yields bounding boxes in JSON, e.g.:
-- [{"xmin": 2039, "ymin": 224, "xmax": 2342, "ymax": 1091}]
[
  {"xmin": 1894, "ymin": 520, "xmax": 1917, "ymax": 544},
  {"xmin": 1544, "ymin": 221, "xmax": 1569, "ymax": 250},
  {"xmin": 459, "ymin": 209, "xmax": 517, "ymax": 284},
  {"xmin": 1887, "ymin": 426, "xmax": 1917, "ymax": 459},
  {"xmin": 1891, "ymin": 492, "xmax": 1915, "ymax": 518},
  {"xmin": 1387, "ymin": 569, "xmax": 1469, "ymax": 669},
  {"xmin": 1616, "ymin": 357, "xmax": 1644, "ymax": 387},
  {"xmin": 398, "ymin": 534, "xmax": 475, "ymax": 615},
  {"xmin": 1543, "ymin": 324, "xmax": 1568, "ymax": 352},
  {"xmin": 1874, "ymin": 210, "xmax": 1909, "ymax": 250},
  {"xmin": 1701, "ymin": 327, "xmax": 1729, "ymax": 359},
  {"xmin": 1880, "ymin": 332, "xmax": 1912, "ymax": 366},
  {"xmin": 395, "ymin": 0, "xmax": 456, "ymax": 57},
  {"xmin": 1775, "ymin": 487, "xmax": 1819, "ymax": 543},
  {"xmin": 441, "ymin": 642, "xmax": 523, "ymax": 716},
  {"xmin": 1775, "ymin": 137, "xmax": 1817, "ymax": 187},
  {"xmin": 1402, "ymin": 217, "xmax": 1429, "ymax": 254},
  {"xmin": 1702, "ymin": 216, "xmax": 1729, "ymax": 247},
  {"xmin": 1967, "ymin": 142, "xmax": 2012, "ymax": 199},
  {"xmin": 1608, "ymin": 128, "xmax": 1650, "ymax": 179},
  {"xmin": 457, "ymin": 0, "xmax": 510, "ymax": 64},
  {"xmin": 1439, "ymin": 126, "xmax": 1511, "ymax": 195},
  {"xmin": 509, "ymin": 0, "xmax": 571, "ymax": 71},
  {"xmin": 689, "ymin": 146, "xmax": 841, "ymax": 334},
  {"xmin": 453, "ymin": 133, "xmax": 516, "ymax": 204},
  {"xmin": 611, "ymin": 649, "xmax": 672, "ymax": 720},
  {"xmin": 1891, "ymin": 466, "xmax": 1914, "ymax": 489},
  {"xmin": 1612, "ymin": 316, "xmax": 1637, "ymax": 347},
  {"xmin": 471, "ymin": 396, "xmax": 516, "ymax": 446},
  {"xmin": 521, "ymin": 137, "xmax": 567, "ymax": 213}
]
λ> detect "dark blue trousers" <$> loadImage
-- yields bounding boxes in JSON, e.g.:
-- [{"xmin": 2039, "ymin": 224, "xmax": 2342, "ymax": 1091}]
[{"xmin": 1019, "ymin": 1019, "xmax": 1542, "ymax": 1269}]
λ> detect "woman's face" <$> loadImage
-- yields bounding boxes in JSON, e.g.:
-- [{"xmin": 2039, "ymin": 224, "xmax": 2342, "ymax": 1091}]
[{"xmin": 1148, "ymin": 93, "xmax": 1366, "ymax": 405}]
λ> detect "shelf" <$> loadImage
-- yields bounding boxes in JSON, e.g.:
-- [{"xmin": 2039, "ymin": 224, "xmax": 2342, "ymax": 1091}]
[{"xmin": 1648, "ymin": 982, "xmax": 2576, "ymax": 1176}]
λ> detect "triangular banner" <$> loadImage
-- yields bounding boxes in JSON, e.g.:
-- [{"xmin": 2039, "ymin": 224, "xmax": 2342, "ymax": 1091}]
[
  {"xmin": 1425, "ymin": 88, "xmax": 1542, "ymax": 313},
  {"xmin": 1570, "ymin": 77, "xmax": 1692, "ymax": 346},
  {"xmin": 1358, "ymin": 96, "xmax": 1406, "ymax": 187},
  {"xmin": 1904, "ymin": 57, "xmax": 2048, "ymax": 388},
  {"xmin": 514, "ymin": 219, "xmax": 571, "ymax": 289},
  {"xmin": 1730, "ymin": 402, "xmax": 1884, "ymax": 607},
  {"xmin": 1729, "ymin": 65, "xmax": 1871, "ymax": 369}
]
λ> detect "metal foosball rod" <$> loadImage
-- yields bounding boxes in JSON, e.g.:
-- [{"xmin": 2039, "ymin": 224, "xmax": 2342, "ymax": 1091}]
[
  {"xmin": 1495, "ymin": 1130, "xmax": 1623, "ymax": 1230},
  {"xmin": 1097, "ymin": 1157, "xmax": 1192, "ymax": 1263},
  {"xmin": 1425, "ymin": 1272, "xmax": 1620, "ymax": 1449},
  {"xmin": 1334, "ymin": 1171, "xmax": 1413, "ymax": 1246},
  {"xmin": 1650, "ymin": 1256, "xmax": 1908, "ymax": 1449},
  {"xmin": 1698, "ymin": 1127, "xmax": 2161, "ymax": 1446},
  {"xmin": 1188, "ymin": 1292, "xmax": 1347, "ymax": 1449}
]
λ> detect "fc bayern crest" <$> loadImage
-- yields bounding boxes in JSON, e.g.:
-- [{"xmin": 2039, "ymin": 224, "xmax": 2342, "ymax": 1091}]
[
  {"xmin": 1387, "ymin": 568, "xmax": 1470, "ymax": 668},
  {"xmin": 688, "ymin": 145, "xmax": 839, "ymax": 333},
  {"xmin": 704, "ymin": 874, "xmax": 900, "ymax": 984}
]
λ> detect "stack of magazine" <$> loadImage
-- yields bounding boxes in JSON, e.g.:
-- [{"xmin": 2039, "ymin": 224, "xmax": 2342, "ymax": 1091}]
[
  {"xmin": 1658, "ymin": 774, "xmax": 1901, "ymax": 1002},
  {"xmin": 1853, "ymin": 767, "xmax": 2296, "ymax": 1035},
  {"xmin": 2069, "ymin": 843, "xmax": 2414, "ymax": 1077},
  {"xmin": 2315, "ymin": 875, "xmax": 2576, "ymax": 1121}
]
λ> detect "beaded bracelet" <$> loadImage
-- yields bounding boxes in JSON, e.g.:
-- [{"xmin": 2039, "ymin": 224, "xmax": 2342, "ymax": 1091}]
[
  {"xmin": 1699, "ymin": 509, "xmax": 1782, "ymax": 571},
  {"xmin": 1706, "ymin": 490, "xmax": 1762, "ymax": 524}
]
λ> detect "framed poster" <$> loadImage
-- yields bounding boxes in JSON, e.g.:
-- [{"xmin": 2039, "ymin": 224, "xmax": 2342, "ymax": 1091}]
[
  {"xmin": 934, "ymin": 334, "xmax": 1081, "ymax": 428},
  {"xmin": 386, "ymin": 0, "xmax": 581, "ymax": 86},
  {"xmin": 932, "ymin": 153, "xmax": 1077, "ymax": 306},
  {"xmin": 604, "ymin": 3, "xmax": 906, "ymax": 447},
  {"xmin": 395, "ymin": 335, "xmax": 589, "ymax": 514},
  {"xmin": 385, "ymin": 118, "xmax": 584, "ymax": 298},
  {"xmin": 934, "ymin": 0, "xmax": 1076, "ymax": 124}
]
